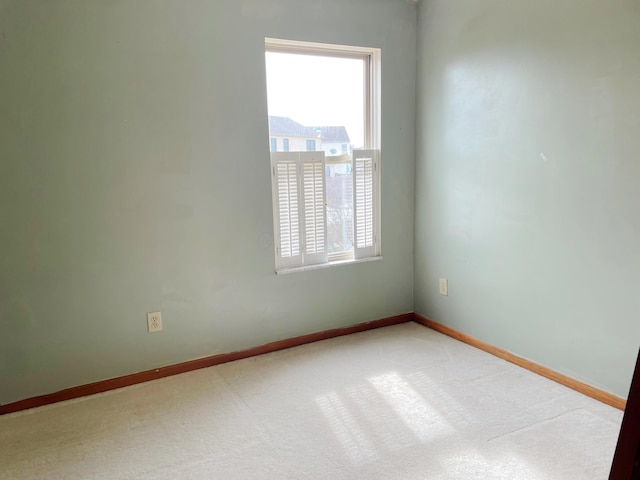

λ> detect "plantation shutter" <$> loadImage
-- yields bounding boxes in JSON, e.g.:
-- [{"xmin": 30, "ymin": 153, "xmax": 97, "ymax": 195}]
[
  {"xmin": 272, "ymin": 151, "xmax": 327, "ymax": 270},
  {"xmin": 300, "ymin": 152, "xmax": 328, "ymax": 266},
  {"xmin": 353, "ymin": 149, "xmax": 378, "ymax": 259},
  {"xmin": 272, "ymin": 152, "xmax": 303, "ymax": 269}
]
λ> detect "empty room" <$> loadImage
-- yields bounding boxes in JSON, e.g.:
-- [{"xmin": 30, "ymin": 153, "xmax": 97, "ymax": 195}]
[{"xmin": 1, "ymin": 0, "xmax": 639, "ymax": 478}]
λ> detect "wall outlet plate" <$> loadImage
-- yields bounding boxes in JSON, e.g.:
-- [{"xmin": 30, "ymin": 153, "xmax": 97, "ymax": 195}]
[
  {"xmin": 439, "ymin": 278, "xmax": 448, "ymax": 296},
  {"xmin": 147, "ymin": 311, "xmax": 162, "ymax": 332}
]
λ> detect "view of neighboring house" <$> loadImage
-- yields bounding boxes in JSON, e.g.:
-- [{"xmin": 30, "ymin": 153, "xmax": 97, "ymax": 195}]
[
  {"xmin": 268, "ymin": 116, "xmax": 352, "ymax": 156},
  {"xmin": 316, "ymin": 125, "xmax": 352, "ymax": 156}
]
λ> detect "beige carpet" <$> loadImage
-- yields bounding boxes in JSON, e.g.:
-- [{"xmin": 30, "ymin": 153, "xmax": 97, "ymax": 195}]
[{"xmin": 0, "ymin": 323, "xmax": 623, "ymax": 479}]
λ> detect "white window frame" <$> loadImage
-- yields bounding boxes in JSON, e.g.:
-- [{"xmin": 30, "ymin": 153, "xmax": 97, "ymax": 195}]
[{"xmin": 266, "ymin": 38, "xmax": 382, "ymax": 273}]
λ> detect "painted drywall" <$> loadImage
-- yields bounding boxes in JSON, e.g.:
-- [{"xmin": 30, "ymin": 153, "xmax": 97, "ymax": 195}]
[
  {"xmin": 0, "ymin": 0, "xmax": 416, "ymax": 405},
  {"xmin": 415, "ymin": 0, "xmax": 640, "ymax": 397}
]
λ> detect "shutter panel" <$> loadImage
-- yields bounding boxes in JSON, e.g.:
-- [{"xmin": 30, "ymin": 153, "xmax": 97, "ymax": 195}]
[
  {"xmin": 353, "ymin": 149, "xmax": 378, "ymax": 259},
  {"xmin": 272, "ymin": 151, "xmax": 327, "ymax": 270},
  {"xmin": 300, "ymin": 151, "xmax": 328, "ymax": 265},
  {"xmin": 272, "ymin": 152, "xmax": 302, "ymax": 269}
]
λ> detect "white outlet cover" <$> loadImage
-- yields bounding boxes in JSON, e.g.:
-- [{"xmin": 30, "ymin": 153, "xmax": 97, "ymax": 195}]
[
  {"xmin": 439, "ymin": 278, "xmax": 448, "ymax": 296},
  {"xmin": 147, "ymin": 311, "xmax": 163, "ymax": 333}
]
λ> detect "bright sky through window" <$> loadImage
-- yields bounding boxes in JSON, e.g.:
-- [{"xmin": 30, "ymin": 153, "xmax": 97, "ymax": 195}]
[{"xmin": 265, "ymin": 52, "xmax": 365, "ymax": 148}]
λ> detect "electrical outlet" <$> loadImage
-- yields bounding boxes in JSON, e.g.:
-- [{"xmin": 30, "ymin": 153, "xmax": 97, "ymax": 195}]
[
  {"xmin": 439, "ymin": 278, "xmax": 448, "ymax": 296},
  {"xmin": 147, "ymin": 311, "xmax": 162, "ymax": 333}
]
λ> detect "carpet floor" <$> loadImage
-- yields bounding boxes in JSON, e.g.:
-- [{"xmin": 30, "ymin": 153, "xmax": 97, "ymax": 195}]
[{"xmin": 0, "ymin": 322, "xmax": 623, "ymax": 479}]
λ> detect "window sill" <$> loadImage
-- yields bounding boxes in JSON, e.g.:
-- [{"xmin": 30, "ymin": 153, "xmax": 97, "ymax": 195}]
[{"xmin": 275, "ymin": 256, "xmax": 383, "ymax": 275}]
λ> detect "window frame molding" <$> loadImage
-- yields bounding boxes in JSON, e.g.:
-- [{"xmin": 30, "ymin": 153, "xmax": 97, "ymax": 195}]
[{"xmin": 266, "ymin": 38, "xmax": 382, "ymax": 273}]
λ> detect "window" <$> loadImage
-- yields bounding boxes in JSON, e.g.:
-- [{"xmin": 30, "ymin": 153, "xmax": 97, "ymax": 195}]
[
  {"xmin": 266, "ymin": 38, "xmax": 381, "ymax": 272},
  {"xmin": 283, "ymin": 138, "xmax": 289, "ymax": 152},
  {"xmin": 270, "ymin": 138, "xmax": 277, "ymax": 152},
  {"xmin": 306, "ymin": 139, "xmax": 316, "ymax": 151}
]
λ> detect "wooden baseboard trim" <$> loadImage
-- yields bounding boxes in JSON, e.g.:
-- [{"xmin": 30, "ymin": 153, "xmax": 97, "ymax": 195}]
[
  {"xmin": 4, "ymin": 312, "xmax": 623, "ymax": 415},
  {"xmin": 413, "ymin": 313, "xmax": 627, "ymax": 411},
  {"xmin": 0, "ymin": 313, "xmax": 412, "ymax": 416}
]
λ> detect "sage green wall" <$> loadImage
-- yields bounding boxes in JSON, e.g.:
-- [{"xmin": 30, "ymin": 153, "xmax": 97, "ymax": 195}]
[
  {"xmin": 415, "ymin": 0, "xmax": 640, "ymax": 397},
  {"xmin": 0, "ymin": 0, "xmax": 416, "ymax": 405}
]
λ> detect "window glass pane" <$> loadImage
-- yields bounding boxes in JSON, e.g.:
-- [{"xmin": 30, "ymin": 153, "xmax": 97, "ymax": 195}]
[
  {"xmin": 326, "ymin": 162, "xmax": 353, "ymax": 254},
  {"xmin": 266, "ymin": 51, "xmax": 364, "ymax": 258},
  {"xmin": 265, "ymin": 52, "xmax": 365, "ymax": 151}
]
